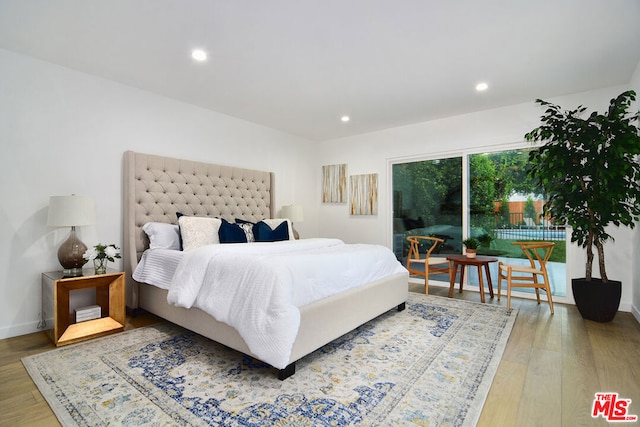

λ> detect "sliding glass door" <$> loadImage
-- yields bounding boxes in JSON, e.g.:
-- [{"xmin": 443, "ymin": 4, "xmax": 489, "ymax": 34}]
[
  {"xmin": 468, "ymin": 150, "xmax": 566, "ymax": 296},
  {"xmin": 392, "ymin": 148, "xmax": 567, "ymax": 297},
  {"xmin": 392, "ymin": 156, "xmax": 462, "ymax": 283}
]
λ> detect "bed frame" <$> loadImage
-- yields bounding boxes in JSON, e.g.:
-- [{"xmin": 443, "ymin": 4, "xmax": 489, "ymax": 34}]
[{"xmin": 123, "ymin": 150, "xmax": 408, "ymax": 379}]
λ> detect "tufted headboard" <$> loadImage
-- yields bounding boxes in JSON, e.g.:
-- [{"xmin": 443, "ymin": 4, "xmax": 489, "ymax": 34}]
[{"xmin": 123, "ymin": 150, "xmax": 275, "ymax": 308}]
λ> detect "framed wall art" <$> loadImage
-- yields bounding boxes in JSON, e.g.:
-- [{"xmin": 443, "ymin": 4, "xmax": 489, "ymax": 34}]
[
  {"xmin": 350, "ymin": 173, "xmax": 378, "ymax": 215},
  {"xmin": 322, "ymin": 164, "xmax": 347, "ymax": 203}
]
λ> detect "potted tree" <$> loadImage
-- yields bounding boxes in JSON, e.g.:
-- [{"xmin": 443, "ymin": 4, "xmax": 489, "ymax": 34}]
[
  {"xmin": 462, "ymin": 237, "xmax": 480, "ymax": 258},
  {"xmin": 524, "ymin": 90, "xmax": 640, "ymax": 322}
]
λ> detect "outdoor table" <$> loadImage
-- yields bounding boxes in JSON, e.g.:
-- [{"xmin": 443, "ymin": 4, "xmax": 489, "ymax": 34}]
[{"xmin": 446, "ymin": 254, "xmax": 498, "ymax": 303}]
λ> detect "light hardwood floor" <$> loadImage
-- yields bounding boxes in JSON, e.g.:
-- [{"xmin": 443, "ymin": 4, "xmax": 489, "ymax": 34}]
[{"xmin": 1, "ymin": 284, "xmax": 639, "ymax": 427}]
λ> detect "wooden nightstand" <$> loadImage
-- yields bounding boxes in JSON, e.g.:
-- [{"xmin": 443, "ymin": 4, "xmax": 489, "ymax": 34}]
[{"xmin": 41, "ymin": 269, "xmax": 125, "ymax": 346}]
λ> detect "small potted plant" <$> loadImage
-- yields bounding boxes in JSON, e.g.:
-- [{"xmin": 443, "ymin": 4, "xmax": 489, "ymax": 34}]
[
  {"xmin": 462, "ymin": 238, "xmax": 480, "ymax": 258},
  {"xmin": 525, "ymin": 90, "xmax": 640, "ymax": 322}
]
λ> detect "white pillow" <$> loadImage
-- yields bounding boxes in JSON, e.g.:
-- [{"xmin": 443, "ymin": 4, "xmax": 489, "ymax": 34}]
[
  {"xmin": 178, "ymin": 216, "xmax": 222, "ymax": 251},
  {"xmin": 261, "ymin": 218, "xmax": 295, "ymax": 240},
  {"xmin": 142, "ymin": 222, "xmax": 181, "ymax": 250}
]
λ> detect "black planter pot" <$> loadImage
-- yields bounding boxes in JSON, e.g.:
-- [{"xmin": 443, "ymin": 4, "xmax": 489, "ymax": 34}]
[{"xmin": 572, "ymin": 278, "xmax": 621, "ymax": 322}]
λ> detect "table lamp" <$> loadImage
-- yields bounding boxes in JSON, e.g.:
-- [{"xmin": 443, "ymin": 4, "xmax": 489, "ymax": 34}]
[
  {"xmin": 281, "ymin": 204, "xmax": 304, "ymax": 239},
  {"xmin": 47, "ymin": 195, "xmax": 96, "ymax": 277}
]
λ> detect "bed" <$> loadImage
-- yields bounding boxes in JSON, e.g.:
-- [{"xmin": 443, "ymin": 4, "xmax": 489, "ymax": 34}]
[{"xmin": 123, "ymin": 150, "xmax": 408, "ymax": 379}]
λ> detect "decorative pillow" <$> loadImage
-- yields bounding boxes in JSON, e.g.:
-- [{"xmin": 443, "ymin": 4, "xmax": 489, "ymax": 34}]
[
  {"xmin": 178, "ymin": 216, "xmax": 222, "ymax": 251},
  {"xmin": 254, "ymin": 219, "xmax": 291, "ymax": 242},
  {"xmin": 234, "ymin": 218, "xmax": 256, "ymax": 242},
  {"xmin": 219, "ymin": 218, "xmax": 254, "ymax": 243},
  {"xmin": 176, "ymin": 212, "xmax": 186, "ymax": 250},
  {"xmin": 239, "ymin": 223, "xmax": 255, "ymax": 242},
  {"xmin": 142, "ymin": 222, "xmax": 181, "ymax": 250},
  {"xmin": 261, "ymin": 219, "xmax": 295, "ymax": 240}
]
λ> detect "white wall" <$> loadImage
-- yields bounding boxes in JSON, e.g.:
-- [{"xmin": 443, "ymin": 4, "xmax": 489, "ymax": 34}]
[
  {"xmin": 0, "ymin": 49, "xmax": 317, "ymax": 339},
  {"xmin": 313, "ymin": 84, "xmax": 637, "ymax": 312},
  {"xmin": 630, "ymin": 60, "xmax": 640, "ymax": 322}
]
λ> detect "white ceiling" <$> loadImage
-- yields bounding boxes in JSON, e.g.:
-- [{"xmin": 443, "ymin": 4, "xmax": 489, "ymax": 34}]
[{"xmin": 1, "ymin": 0, "xmax": 639, "ymax": 141}]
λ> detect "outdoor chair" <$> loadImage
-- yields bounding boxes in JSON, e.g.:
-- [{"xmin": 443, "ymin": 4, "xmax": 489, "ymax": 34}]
[
  {"xmin": 497, "ymin": 241, "xmax": 555, "ymax": 313},
  {"xmin": 406, "ymin": 236, "xmax": 451, "ymax": 295}
]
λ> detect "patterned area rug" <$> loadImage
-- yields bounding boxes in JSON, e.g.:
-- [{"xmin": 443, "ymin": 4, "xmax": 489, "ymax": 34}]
[{"xmin": 23, "ymin": 293, "xmax": 517, "ymax": 426}]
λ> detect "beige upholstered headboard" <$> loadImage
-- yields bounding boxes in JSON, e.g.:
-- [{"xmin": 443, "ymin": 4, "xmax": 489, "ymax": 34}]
[{"xmin": 123, "ymin": 150, "xmax": 275, "ymax": 308}]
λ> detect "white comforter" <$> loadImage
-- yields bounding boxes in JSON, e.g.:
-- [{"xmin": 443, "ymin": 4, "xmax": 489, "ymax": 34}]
[{"xmin": 167, "ymin": 238, "xmax": 407, "ymax": 369}]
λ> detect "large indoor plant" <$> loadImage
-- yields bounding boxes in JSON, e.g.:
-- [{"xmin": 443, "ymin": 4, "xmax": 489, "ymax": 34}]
[{"xmin": 524, "ymin": 90, "xmax": 640, "ymax": 322}]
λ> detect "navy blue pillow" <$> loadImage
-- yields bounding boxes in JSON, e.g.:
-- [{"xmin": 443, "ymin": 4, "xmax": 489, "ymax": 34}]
[
  {"xmin": 176, "ymin": 212, "xmax": 185, "ymax": 250},
  {"xmin": 254, "ymin": 220, "xmax": 290, "ymax": 242},
  {"xmin": 219, "ymin": 218, "xmax": 248, "ymax": 243}
]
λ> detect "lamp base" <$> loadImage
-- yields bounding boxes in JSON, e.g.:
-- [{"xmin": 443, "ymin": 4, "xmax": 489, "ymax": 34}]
[
  {"xmin": 62, "ymin": 267, "xmax": 84, "ymax": 277},
  {"xmin": 58, "ymin": 226, "xmax": 88, "ymax": 277}
]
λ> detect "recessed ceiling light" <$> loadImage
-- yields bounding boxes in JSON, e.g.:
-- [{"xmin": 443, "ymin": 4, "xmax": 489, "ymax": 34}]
[
  {"xmin": 341, "ymin": 116, "xmax": 350, "ymax": 122},
  {"xmin": 192, "ymin": 49, "xmax": 207, "ymax": 62},
  {"xmin": 475, "ymin": 82, "xmax": 488, "ymax": 92}
]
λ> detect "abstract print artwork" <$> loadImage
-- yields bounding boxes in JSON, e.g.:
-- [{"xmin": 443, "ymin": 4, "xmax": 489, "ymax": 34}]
[
  {"xmin": 322, "ymin": 164, "xmax": 347, "ymax": 203},
  {"xmin": 350, "ymin": 173, "xmax": 378, "ymax": 215}
]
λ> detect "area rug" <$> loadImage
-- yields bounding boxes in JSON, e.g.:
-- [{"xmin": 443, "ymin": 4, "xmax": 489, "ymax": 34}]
[{"xmin": 23, "ymin": 293, "xmax": 517, "ymax": 426}]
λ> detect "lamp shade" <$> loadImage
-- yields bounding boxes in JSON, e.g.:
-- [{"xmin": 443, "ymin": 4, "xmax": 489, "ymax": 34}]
[
  {"xmin": 281, "ymin": 204, "xmax": 304, "ymax": 223},
  {"xmin": 47, "ymin": 195, "xmax": 96, "ymax": 227}
]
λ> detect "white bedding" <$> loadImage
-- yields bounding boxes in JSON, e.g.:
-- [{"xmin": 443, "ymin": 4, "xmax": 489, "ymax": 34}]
[
  {"xmin": 133, "ymin": 249, "xmax": 183, "ymax": 289},
  {"xmin": 164, "ymin": 238, "xmax": 407, "ymax": 369}
]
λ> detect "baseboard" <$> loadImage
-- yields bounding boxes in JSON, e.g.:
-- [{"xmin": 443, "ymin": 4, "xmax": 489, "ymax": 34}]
[
  {"xmin": 617, "ymin": 301, "xmax": 632, "ymax": 313},
  {"xmin": 0, "ymin": 319, "xmax": 42, "ymax": 340},
  {"xmin": 632, "ymin": 303, "xmax": 640, "ymax": 324},
  {"xmin": 408, "ymin": 277, "xmax": 636, "ymax": 313}
]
